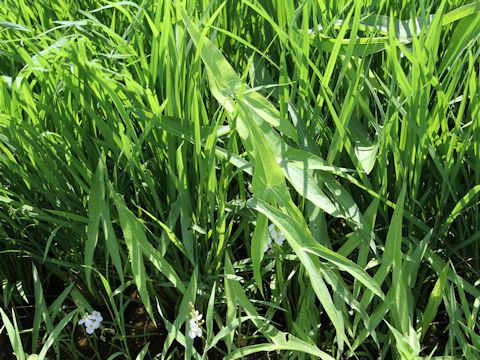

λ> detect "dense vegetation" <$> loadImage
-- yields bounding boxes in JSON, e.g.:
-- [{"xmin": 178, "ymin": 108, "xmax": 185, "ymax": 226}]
[{"xmin": 0, "ymin": 0, "xmax": 479, "ymax": 359}]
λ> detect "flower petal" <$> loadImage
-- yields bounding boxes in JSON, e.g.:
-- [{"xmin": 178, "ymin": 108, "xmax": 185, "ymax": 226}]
[
  {"xmin": 189, "ymin": 319, "xmax": 197, "ymax": 328},
  {"xmin": 274, "ymin": 237, "xmax": 284, "ymax": 246},
  {"xmin": 91, "ymin": 311, "xmax": 103, "ymax": 322},
  {"xmin": 188, "ymin": 329, "xmax": 196, "ymax": 339}
]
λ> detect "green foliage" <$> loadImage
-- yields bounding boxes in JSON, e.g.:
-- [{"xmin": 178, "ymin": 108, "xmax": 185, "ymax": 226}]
[{"xmin": 0, "ymin": 0, "xmax": 479, "ymax": 358}]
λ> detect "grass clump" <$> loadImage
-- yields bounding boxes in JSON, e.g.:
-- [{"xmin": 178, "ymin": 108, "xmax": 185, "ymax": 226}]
[{"xmin": 0, "ymin": 0, "xmax": 479, "ymax": 359}]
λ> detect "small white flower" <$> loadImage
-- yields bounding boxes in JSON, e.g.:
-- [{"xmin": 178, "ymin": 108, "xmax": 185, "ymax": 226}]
[
  {"xmin": 272, "ymin": 231, "xmax": 286, "ymax": 246},
  {"xmin": 89, "ymin": 311, "xmax": 103, "ymax": 322},
  {"xmin": 193, "ymin": 310, "xmax": 202, "ymax": 322},
  {"xmin": 188, "ymin": 321, "xmax": 202, "ymax": 339},
  {"xmin": 79, "ymin": 310, "xmax": 103, "ymax": 334},
  {"xmin": 78, "ymin": 313, "xmax": 90, "ymax": 326},
  {"xmin": 188, "ymin": 306, "xmax": 203, "ymax": 340},
  {"xmin": 268, "ymin": 224, "xmax": 286, "ymax": 247},
  {"xmin": 85, "ymin": 321, "xmax": 97, "ymax": 335},
  {"xmin": 268, "ymin": 224, "xmax": 277, "ymax": 238}
]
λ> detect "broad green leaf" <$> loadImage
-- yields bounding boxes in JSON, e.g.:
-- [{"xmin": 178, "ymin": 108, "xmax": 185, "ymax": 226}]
[
  {"xmin": 31, "ymin": 265, "xmax": 54, "ymax": 355},
  {"xmin": 385, "ymin": 322, "xmax": 420, "ymax": 360},
  {"xmin": 223, "ymin": 253, "xmax": 335, "ymax": 360},
  {"xmin": 247, "ymin": 197, "xmax": 384, "ymax": 300},
  {"xmin": 0, "ymin": 308, "xmax": 25, "ymax": 360},
  {"xmin": 178, "ymin": 4, "xmax": 297, "ymax": 142},
  {"xmin": 382, "ymin": 186, "xmax": 409, "ymax": 332},
  {"xmin": 158, "ymin": 272, "xmax": 197, "ymax": 358},
  {"xmin": 206, "ymin": 281, "xmax": 216, "ymax": 341},
  {"xmin": 84, "ymin": 159, "xmax": 104, "ymax": 290},
  {"xmin": 420, "ymin": 263, "xmax": 449, "ymax": 339},
  {"xmin": 112, "ymin": 192, "xmax": 154, "ymax": 322},
  {"xmin": 135, "ymin": 343, "xmax": 150, "ymax": 360},
  {"xmin": 84, "ymin": 160, "xmax": 124, "ymax": 288},
  {"xmin": 37, "ymin": 310, "xmax": 77, "ymax": 360}
]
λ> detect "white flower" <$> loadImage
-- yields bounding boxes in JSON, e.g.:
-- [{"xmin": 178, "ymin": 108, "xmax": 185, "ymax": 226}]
[
  {"xmin": 85, "ymin": 321, "xmax": 97, "ymax": 335},
  {"xmin": 193, "ymin": 310, "xmax": 202, "ymax": 322},
  {"xmin": 268, "ymin": 224, "xmax": 286, "ymax": 246},
  {"xmin": 272, "ymin": 231, "xmax": 286, "ymax": 246},
  {"xmin": 79, "ymin": 310, "xmax": 103, "ymax": 335},
  {"xmin": 188, "ymin": 307, "xmax": 203, "ymax": 340},
  {"xmin": 78, "ymin": 313, "xmax": 90, "ymax": 326},
  {"xmin": 268, "ymin": 224, "xmax": 277, "ymax": 238},
  {"xmin": 89, "ymin": 311, "xmax": 103, "ymax": 322},
  {"xmin": 188, "ymin": 321, "xmax": 202, "ymax": 339}
]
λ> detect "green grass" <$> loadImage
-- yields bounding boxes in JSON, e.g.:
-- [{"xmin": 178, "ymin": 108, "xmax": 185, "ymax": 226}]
[{"xmin": 0, "ymin": 0, "xmax": 479, "ymax": 359}]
